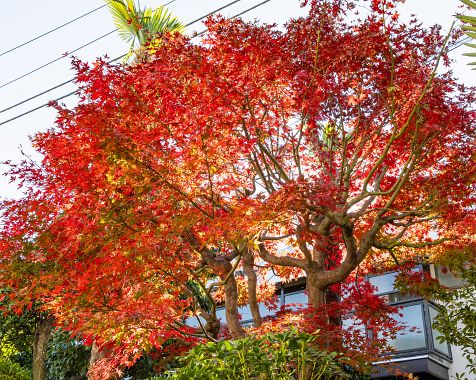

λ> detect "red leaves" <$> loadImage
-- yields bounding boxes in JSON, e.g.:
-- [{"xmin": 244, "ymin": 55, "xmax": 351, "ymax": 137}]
[{"xmin": 0, "ymin": 0, "xmax": 475, "ymax": 376}]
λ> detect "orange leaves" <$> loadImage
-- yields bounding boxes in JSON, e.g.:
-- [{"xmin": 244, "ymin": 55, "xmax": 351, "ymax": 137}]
[{"xmin": 0, "ymin": 0, "xmax": 474, "ymax": 375}]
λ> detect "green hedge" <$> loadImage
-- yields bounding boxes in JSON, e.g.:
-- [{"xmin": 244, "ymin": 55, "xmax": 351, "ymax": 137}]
[
  {"xmin": 0, "ymin": 357, "xmax": 31, "ymax": 380},
  {"xmin": 155, "ymin": 330, "xmax": 370, "ymax": 380}
]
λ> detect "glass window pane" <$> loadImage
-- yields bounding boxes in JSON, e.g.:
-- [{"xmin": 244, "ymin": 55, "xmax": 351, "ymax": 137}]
[
  {"xmin": 342, "ymin": 316, "xmax": 367, "ymax": 337},
  {"xmin": 284, "ymin": 291, "xmax": 308, "ymax": 310},
  {"xmin": 369, "ymin": 267, "xmax": 421, "ymax": 295},
  {"xmin": 237, "ymin": 305, "xmax": 252, "ymax": 322},
  {"xmin": 369, "ymin": 272, "xmax": 397, "ymax": 294},
  {"xmin": 217, "ymin": 304, "xmax": 274, "ymax": 324},
  {"xmin": 388, "ymin": 304, "xmax": 426, "ymax": 351},
  {"xmin": 429, "ymin": 306, "xmax": 450, "ymax": 355},
  {"xmin": 258, "ymin": 302, "xmax": 276, "ymax": 318},
  {"xmin": 186, "ymin": 315, "xmax": 206, "ymax": 328},
  {"xmin": 216, "ymin": 307, "xmax": 226, "ymax": 322},
  {"xmin": 435, "ymin": 265, "xmax": 465, "ymax": 288}
]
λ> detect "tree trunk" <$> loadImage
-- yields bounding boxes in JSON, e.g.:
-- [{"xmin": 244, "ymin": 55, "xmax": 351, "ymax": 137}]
[
  {"xmin": 303, "ymin": 273, "xmax": 329, "ymax": 380},
  {"xmin": 88, "ymin": 342, "xmax": 124, "ymax": 380},
  {"xmin": 88, "ymin": 342, "xmax": 103, "ymax": 376},
  {"xmin": 224, "ymin": 275, "xmax": 246, "ymax": 338},
  {"xmin": 243, "ymin": 249, "xmax": 262, "ymax": 327},
  {"xmin": 306, "ymin": 272, "xmax": 326, "ymax": 310},
  {"xmin": 197, "ymin": 247, "xmax": 245, "ymax": 338},
  {"xmin": 32, "ymin": 317, "xmax": 54, "ymax": 380}
]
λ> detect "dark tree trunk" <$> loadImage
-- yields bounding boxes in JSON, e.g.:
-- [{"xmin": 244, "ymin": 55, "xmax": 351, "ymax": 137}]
[
  {"xmin": 32, "ymin": 317, "xmax": 53, "ymax": 380},
  {"xmin": 88, "ymin": 342, "xmax": 103, "ymax": 375},
  {"xmin": 198, "ymin": 247, "xmax": 245, "ymax": 338}
]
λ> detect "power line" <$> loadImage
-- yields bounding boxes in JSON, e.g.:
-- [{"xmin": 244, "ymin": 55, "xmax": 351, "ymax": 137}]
[
  {"xmin": 0, "ymin": 0, "xmax": 272, "ymax": 127},
  {"xmin": 0, "ymin": 0, "xmax": 244, "ymax": 118},
  {"xmin": 0, "ymin": 0, "xmax": 178, "ymax": 90},
  {"xmin": 1, "ymin": 20, "xmax": 469, "ymax": 121},
  {"xmin": 0, "ymin": 30, "xmax": 117, "ymax": 90},
  {"xmin": 0, "ymin": 5, "xmax": 107, "ymax": 58},
  {"xmin": 3, "ymin": 0, "xmax": 466, "ymax": 128},
  {"xmin": 448, "ymin": 36, "xmax": 472, "ymax": 52}
]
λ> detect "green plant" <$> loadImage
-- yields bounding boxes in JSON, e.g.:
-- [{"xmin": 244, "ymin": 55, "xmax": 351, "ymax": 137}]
[
  {"xmin": 46, "ymin": 329, "xmax": 90, "ymax": 380},
  {"xmin": 0, "ymin": 357, "xmax": 32, "ymax": 380},
  {"xmin": 157, "ymin": 330, "xmax": 367, "ymax": 380},
  {"xmin": 458, "ymin": 0, "xmax": 476, "ymax": 66},
  {"xmin": 431, "ymin": 259, "xmax": 476, "ymax": 378},
  {"xmin": 106, "ymin": 0, "xmax": 183, "ymax": 59}
]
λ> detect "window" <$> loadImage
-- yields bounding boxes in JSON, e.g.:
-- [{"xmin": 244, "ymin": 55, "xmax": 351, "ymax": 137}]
[
  {"xmin": 428, "ymin": 305, "xmax": 450, "ymax": 356},
  {"xmin": 435, "ymin": 265, "xmax": 465, "ymax": 289},
  {"xmin": 368, "ymin": 267, "xmax": 422, "ymax": 300},
  {"xmin": 258, "ymin": 302, "xmax": 276, "ymax": 318},
  {"xmin": 216, "ymin": 307, "xmax": 226, "ymax": 322},
  {"xmin": 186, "ymin": 315, "xmax": 206, "ymax": 328},
  {"xmin": 237, "ymin": 305, "xmax": 252, "ymax": 322},
  {"xmin": 369, "ymin": 272, "xmax": 398, "ymax": 295},
  {"xmin": 284, "ymin": 291, "xmax": 307, "ymax": 311},
  {"xmin": 342, "ymin": 315, "xmax": 367, "ymax": 337},
  {"xmin": 387, "ymin": 304, "xmax": 427, "ymax": 352}
]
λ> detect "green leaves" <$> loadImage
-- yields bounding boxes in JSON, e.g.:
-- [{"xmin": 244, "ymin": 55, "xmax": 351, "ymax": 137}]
[
  {"xmin": 158, "ymin": 330, "xmax": 367, "ymax": 380},
  {"xmin": 431, "ymin": 254, "xmax": 476, "ymax": 378},
  {"xmin": 0, "ymin": 357, "xmax": 31, "ymax": 380},
  {"xmin": 458, "ymin": 0, "xmax": 476, "ymax": 66},
  {"xmin": 46, "ymin": 329, "xmax": 91, "ymax": 380},
  {"xmin": 106, "ymin": 0, "xmax": 183, "ymax": 59}
]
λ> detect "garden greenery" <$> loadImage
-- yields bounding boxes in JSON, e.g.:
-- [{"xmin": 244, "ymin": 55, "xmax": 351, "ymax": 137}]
[{"xmin": 157, "ymin": 330, "xmax": 370, "ymax": 380}]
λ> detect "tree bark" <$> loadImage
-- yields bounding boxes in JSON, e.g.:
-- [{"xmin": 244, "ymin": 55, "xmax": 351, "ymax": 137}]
[
  {"xmin": 88, "ymin": 342, "xmax": 103, "ymax": 376},
  {"xmin": 198, "ymin": 249, "xmax": 245, "ymax": 338},
  {"xmin": 224, "ymin": 276, "xmax": 246, "ymax": 337},
  {"xmin": 306, "ymin": 271, "xmax": 326, "ymax": 310},
  {"xmin": 32, "ymin": 317, "xmax": 54, "ymax": 380},
  {"xmin": 187, "ymin": 234, "xmax": 244, "ymax": 338},
  {"xmin": 243, "ymin": 249, "xmax": 262, "ymax": 327},
  {"xmin": 88, "ymin": 342, "xmax": 123, "ymax": 380}
]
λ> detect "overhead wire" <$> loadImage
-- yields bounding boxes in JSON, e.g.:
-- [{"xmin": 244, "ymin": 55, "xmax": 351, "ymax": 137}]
[
  {"xmin": 0, "ymin": 0, "xmax": 241, "ymax": 118},
  {"xmin": 0, "ymin": 1, "xmax": 471, "ymax": 127},
  {"xmin": 0, "ymin": 5, "xmax": 107, "ymax": 58},
  {"xmin": 0, "ymin": 0, "xmax": 468, "ymax": 115},
  {"xmin": 448, "ymin": 35, "xmax": 472, "ymax": 52},
  {"xmin": 0, "ymin": 0, "xmax": 178, "ymax": 90},
  {"xmin": 0, "ymin": 30, "xmax": 117, "ymax": 90}
]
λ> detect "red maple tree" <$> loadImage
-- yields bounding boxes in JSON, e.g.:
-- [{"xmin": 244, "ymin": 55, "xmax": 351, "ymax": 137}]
[{"xmin": 1, "ymin": 0, "xmax": 475, "ymax": 377}]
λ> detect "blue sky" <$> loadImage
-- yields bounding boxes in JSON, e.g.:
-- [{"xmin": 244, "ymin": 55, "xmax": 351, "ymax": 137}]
[{"xmin": 0, "ymin": 0, "xmax": 473, "ymax": 199}]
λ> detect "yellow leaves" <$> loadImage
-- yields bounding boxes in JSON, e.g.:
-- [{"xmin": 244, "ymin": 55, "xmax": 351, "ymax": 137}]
[{"xmin": 247, "ymin": 239, "xmax": 260, "ymax": 251}]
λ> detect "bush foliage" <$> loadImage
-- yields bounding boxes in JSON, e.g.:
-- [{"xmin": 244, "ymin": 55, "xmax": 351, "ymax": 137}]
[
  {"xmin": 157, "ymin": 330, "xmax": 370, "ymax": 380},
  {"xmin": 0, "ymin": 357, "xmax": 32, "ymax": 380}
]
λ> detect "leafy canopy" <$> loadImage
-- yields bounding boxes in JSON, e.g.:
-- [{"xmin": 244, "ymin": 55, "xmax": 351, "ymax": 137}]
[{"xmin": 1, "ymin": 0, "xmax": 475, "ymax": 377}]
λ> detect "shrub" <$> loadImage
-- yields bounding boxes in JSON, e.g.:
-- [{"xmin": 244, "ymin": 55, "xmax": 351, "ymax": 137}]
[
  {"xmin": 46, "ymin": 329, "xmax": 90, "ymax": 380},
  {"xmin": 0, "ymin": 357, "xmax": 31, "ymax": 380},
  {"xmin": 156, "ymin": 330, "xmax": 369, "ymax": 380}
]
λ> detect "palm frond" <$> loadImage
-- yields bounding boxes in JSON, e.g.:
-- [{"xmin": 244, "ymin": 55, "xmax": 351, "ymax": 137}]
[
  {"xmin": 106, "ymin": 0, "xmax": 141, "ymax": 43},
  {"xmin": 458, "ymin": 0, "xmax": 476, "ymax": 65},
  {"xmin": 105, "ymin": 0, "xmax": 183, "ymax": 58},
  {"xmin": 460, "ymin": 0, "xmax": 476, "ymax": 9}
]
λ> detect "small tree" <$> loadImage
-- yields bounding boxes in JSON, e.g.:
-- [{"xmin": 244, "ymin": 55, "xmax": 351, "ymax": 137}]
[{"xmin": 433, "ymin": 246, "xmax": 476, "ymax": 379}]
